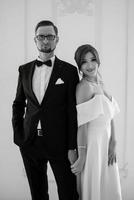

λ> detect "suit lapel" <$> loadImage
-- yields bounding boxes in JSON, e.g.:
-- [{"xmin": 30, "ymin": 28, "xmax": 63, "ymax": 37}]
[
  {"xmin": 28, "ymin": 60, "xmax": 40, "ymax": 106},
  {"xmin": 27, "ymin": 57, "xmax": 62, "ymax": 106},
  {"xmin": 41, "ymin": 56, "xmax": 62, "ymax": 106}
]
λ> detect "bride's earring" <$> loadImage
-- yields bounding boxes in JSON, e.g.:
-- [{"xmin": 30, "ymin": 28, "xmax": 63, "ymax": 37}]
[
  {"xmin": 97, "ymin": 71, "xmax": 104, "ymax": 86},
  {"xmin": 79, "ymin": 70, "xmax": 83, "ymax": 79}
]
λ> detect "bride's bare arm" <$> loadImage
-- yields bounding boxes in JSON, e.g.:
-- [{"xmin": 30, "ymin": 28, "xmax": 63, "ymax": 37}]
[{"xmin": 71, "ymin": 80, "xmax": 94, "ymax": 175}]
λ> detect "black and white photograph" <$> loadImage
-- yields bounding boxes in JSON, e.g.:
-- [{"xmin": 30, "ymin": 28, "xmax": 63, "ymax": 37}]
[{"xmin": 0, "ymin": 0, "xmax": 134, "ymax": 200}]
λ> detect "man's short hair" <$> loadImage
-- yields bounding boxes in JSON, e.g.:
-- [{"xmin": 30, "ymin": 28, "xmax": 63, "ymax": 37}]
[{"xmin": 35, "ymin": 20, "xmax": 58, "ymax": 35}]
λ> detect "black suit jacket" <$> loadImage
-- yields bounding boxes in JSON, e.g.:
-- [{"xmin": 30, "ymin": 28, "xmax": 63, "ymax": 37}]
[{"xmin": 12, "ymin": 57, "xmax": 79, "ymax": 158}]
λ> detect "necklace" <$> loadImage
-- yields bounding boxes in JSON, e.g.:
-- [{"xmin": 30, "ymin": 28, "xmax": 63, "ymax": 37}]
[{"xmin": 83, "ymin": 76, "xmax": 103, "ymax": 85}]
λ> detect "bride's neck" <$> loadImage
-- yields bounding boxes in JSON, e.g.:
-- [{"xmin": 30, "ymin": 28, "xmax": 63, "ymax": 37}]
[{"xmin": 83, "ymin": 75, "xmax": 98, "ymax": 83}]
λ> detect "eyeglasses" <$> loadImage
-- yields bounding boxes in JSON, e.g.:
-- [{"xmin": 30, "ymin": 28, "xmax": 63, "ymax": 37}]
[{"xmin": 36, "ymin": 34, "xmax": 56, "ymax": 41}]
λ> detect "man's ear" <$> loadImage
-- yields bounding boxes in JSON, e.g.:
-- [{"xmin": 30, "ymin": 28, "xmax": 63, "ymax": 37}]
[
  {"xmin": 34, "ymin": 37, "xmax": 37, "ymax": 44},
  {"xmin": 56, "ymin": 36, "xmax": 59, "ymax": 44}
]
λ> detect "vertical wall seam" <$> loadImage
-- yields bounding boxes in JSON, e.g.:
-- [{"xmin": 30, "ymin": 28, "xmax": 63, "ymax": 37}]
[
  {"xmin": 123, "ymin": 0, "xmax": 129, "ymax": 167},
  {"xmin": 24, "ymin": 0, "xmax": 28, "ymax": 62}
]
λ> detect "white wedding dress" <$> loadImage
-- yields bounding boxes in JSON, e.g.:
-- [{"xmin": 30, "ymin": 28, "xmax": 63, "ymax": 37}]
[{"xmin": 77, "ymin": 91, "xmax": 122, "ymax": 200}]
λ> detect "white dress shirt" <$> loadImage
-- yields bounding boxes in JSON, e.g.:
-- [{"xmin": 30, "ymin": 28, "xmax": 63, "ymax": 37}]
[{"xmin": 32, "ymin": 56, "xmax": 55, "ymax": 129}]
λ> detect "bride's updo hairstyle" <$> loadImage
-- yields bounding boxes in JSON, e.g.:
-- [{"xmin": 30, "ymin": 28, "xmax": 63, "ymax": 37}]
[{"xmin": 74, "ymin": 44, "xmax": 100, "ymax": 72}]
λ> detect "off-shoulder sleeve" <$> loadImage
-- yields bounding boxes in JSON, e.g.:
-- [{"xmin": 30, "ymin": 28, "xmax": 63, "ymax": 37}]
[
  {"xmin": 76, "ymin": 95, "xmax": 104, "ymax": 127},
  {"xmin": 111, "ymin": 97, "xmax": 120, "ymax": 118}
]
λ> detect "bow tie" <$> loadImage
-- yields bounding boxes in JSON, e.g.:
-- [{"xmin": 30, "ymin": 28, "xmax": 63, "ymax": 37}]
[{"xmin": 36, "ymin": 59, "xmax": 52, "ymax": 67}]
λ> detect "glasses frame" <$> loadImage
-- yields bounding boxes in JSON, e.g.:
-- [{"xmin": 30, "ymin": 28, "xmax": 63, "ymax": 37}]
[{"xmin": 35, "ymin": 34, "xmax": 56, "ymax": 41}]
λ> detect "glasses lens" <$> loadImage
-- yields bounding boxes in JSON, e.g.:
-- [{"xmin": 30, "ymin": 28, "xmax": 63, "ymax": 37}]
[
  {"xmin": 36, "ymin": 35, "xmax": 56, "ymax": 41},
  {"xmin": 47, "ymin": 35, "xmax": 55, "ymax": 40},
  {"xmin": 36, "ymin": 35, "xmax": 44, "ymax": 41}
]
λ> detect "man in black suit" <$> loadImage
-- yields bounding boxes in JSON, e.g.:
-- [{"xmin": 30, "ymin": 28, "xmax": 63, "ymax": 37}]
[{"xmin": 12, "ymin": 20, "xmax": 79, "ymax": 200}]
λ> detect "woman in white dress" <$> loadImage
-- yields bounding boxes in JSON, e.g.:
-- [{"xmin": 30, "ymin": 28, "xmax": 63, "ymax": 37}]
[{"xmin": 71, "ymin": 44, "xmax": 122, "ymax": 200}]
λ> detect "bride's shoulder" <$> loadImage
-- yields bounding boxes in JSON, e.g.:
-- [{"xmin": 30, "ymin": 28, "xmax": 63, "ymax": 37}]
[
  {"xmin": 76, "ymin": 79, "xmax": 94, "ymax": 104},
  {"xmin": 76, "ymin": 78, "xmax": 94, "ymax": 89}
]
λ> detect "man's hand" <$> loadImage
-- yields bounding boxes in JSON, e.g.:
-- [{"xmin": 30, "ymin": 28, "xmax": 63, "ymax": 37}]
[{"xmin": 68, "ymin": 149, "xmax": 78, "ymax": 165}]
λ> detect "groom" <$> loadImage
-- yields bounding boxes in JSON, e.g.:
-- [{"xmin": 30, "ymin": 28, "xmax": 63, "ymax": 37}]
[{"xmin": 12, "ymin": 20, "xmax": 79, "ymax": 200}]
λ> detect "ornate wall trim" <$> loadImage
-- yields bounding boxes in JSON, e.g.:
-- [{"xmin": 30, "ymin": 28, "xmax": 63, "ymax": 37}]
[{"xmin": 56, "ymin": 0, "xmax": 94, "ymax": 16}]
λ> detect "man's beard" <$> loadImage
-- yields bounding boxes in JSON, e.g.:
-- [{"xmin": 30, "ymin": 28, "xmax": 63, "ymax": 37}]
[{"xmin": 38, "ymin": 46, "xmax": 56, "ymax": 53}]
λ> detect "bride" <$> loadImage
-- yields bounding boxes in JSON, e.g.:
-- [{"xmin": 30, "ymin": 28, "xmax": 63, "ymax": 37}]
[{"xmin": 71, "ymin": 44, "xmax": 122, "ymax": 200}]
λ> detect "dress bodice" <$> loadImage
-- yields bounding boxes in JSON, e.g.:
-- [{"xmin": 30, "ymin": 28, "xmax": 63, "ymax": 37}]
[{"xmin": 76, "ymin": 94, "xmax": 120, "ymax": 127}]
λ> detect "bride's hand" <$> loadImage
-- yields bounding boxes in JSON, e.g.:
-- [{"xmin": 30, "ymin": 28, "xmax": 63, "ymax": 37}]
[
  {"xmin": 108, "ymin": 139, "xmax": 116, "ymax": 166},
  {"xmin": 71, "ymin": 156, "xmax": 86, "ymax": 175}
]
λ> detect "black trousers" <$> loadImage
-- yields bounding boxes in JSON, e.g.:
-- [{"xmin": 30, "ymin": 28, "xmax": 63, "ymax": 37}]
[{"xmin": 20, "ymin": 138, "xmax": 78, "ymax": 200}]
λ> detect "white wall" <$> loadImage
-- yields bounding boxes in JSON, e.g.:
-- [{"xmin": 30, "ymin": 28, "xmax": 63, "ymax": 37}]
[
  {"xmin": 0, "ymin": 0, "xmax": 134, "ymax": 199},
  {"xmin": 123, "ymin": 0, "xmax": 134, "ymax": 198}
]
